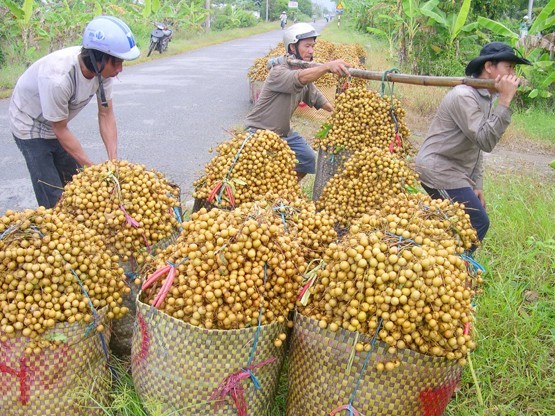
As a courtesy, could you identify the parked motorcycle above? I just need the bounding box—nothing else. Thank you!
[147,22,173,57]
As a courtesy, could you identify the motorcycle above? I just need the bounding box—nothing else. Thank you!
[147,22,173,57]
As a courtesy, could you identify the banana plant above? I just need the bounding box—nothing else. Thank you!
[142,0,162,18]
[477,0,555,99]
[419,0,476,46]
[2,0,37,55]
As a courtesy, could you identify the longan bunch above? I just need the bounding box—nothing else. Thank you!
[193,130,301,208]
[317,146,419,227]
[255,193,337,261]
[247,41,367,89]
[140,202,306,339]
[0,208,129,352]
[314,42,367,89]
[298,222,482,366]
[315,88,412,155]
[56,160,181,264]
[355,193,479,253]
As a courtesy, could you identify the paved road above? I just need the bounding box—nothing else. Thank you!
[0,22,328,214]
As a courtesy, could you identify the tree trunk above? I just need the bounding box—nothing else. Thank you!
[204,0,211,32]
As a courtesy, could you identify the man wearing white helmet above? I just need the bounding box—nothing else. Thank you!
[245,23,350,180]
[9,16,140,208]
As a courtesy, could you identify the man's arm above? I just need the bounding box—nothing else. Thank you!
[51,119,94,167]
[98,97,118,160]
[297,59,351,85]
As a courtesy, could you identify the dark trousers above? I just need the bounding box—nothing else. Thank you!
[14,136,80,209]
[421,183,490,250]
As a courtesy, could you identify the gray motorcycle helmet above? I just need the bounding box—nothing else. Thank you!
[283,23,319,56]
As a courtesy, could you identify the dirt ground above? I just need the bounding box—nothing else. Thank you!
[405,112,555,180]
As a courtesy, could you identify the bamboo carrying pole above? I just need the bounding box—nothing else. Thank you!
[286,58,497,90]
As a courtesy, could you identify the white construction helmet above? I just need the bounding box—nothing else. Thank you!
[283,23,319,55]
[82,16,140,60]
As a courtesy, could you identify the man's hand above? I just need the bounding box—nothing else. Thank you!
[474,189,486,209]
[298,59,352,85]
[324,59,351,77]
[496,74,520,107]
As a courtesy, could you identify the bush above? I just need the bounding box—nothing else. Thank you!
[212,6,258,31]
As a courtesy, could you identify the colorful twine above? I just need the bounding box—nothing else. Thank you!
[0,357,30,405]
[209,263,275,415]
[329,318,383,416]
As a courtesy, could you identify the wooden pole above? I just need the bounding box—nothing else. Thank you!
[286,58,497,90]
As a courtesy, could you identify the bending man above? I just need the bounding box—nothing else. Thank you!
[9,16,140,208]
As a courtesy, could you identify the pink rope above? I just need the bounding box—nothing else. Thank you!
[209,357,276,416]
[0,357,30,405]
[329,404,362,416]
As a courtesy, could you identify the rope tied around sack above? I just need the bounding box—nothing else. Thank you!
[209,262,276,416]
[141,257,189,308]
[25,227,114,375]
[329,318,383,416]
[0,357,30,405]
[208,132,255,207]
[379,67,405,154]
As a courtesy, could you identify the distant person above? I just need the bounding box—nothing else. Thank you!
[8,16,140,209]
[280,11,287,30]
[415,42,531,250]
[245,23,351,181]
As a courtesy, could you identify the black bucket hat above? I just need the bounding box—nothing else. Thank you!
[465,42,532,76]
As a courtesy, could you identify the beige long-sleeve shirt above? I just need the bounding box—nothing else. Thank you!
[245,59,328,137]
[415,84,512,190]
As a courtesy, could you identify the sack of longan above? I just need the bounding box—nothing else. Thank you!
[131,201,305,415]
[56,160,181,267]
[317,146,419,228]
[0,208,128,415]
[193,130,301,211]
[55,160,181,359]
[289,194,483,416]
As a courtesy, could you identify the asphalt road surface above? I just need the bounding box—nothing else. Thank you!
[0,21,328,215]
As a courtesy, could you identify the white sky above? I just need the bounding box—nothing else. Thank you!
[312,0,337,12]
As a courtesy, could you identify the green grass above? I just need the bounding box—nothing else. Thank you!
[511,109,555,147]
[446,174,555,415]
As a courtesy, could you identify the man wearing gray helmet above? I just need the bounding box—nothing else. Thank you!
[9,16,140,208]
[245,23,351,180]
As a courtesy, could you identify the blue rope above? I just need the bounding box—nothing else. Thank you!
[247,262,267,367]
[227,132,255,181]
[348,318,383,411]
[173,206,183,232]
[70,268,115,377]
[273,202,288,233]
[0,225,15,240]
[460,253,486,275]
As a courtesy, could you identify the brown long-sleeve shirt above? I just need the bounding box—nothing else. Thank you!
[415,84,512,190]
[245,59,328,137]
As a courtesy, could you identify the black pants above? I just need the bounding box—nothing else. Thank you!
[14,136,80,208]
[421,183,490,251]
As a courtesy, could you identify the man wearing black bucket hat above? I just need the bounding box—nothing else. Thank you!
[415,42,532,251]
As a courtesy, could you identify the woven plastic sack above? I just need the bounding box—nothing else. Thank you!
[287,314,462,416]
[110,233,179,360]
[249,79,265,104]
[131,299,286,415]
[0,308,111,416]
[294,85,337,121]
[312,148,353,202]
